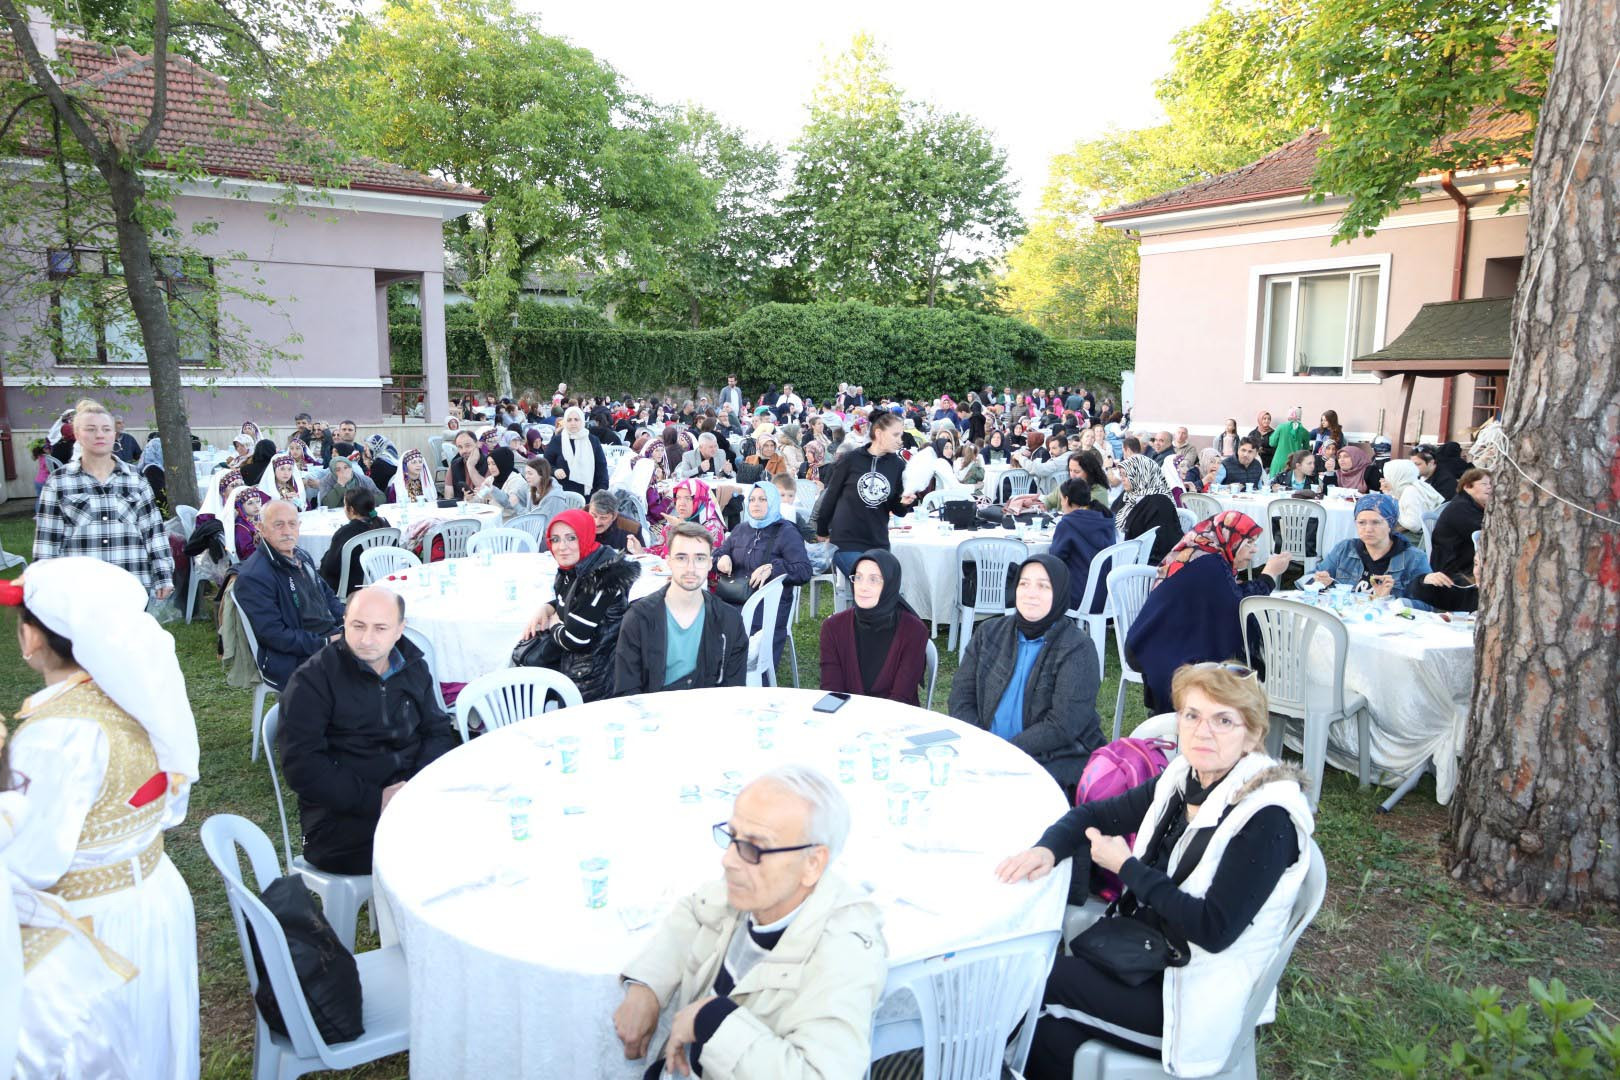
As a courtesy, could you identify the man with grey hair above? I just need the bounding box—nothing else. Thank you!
[676,430,736,482]
[233,498,346,687]
[613,766,886,1079]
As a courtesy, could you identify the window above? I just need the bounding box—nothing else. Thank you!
[1258,266,1382,379]
[48,249,216,365]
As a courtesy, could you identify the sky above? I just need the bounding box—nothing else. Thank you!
[525,0,1214,217]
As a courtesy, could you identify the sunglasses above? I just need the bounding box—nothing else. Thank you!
[1191,661,1256,679]
[713,823,816,865]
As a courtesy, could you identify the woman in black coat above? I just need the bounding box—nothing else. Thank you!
[713,481,812,666]
[544,406,610,498]
[319,487,392,595]
[1430,468,1489,578]
[516,509,639,702]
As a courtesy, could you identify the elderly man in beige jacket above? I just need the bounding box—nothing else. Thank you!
[613,765,887,1079]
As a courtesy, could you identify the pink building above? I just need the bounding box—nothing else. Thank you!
[0,26,485,462]
[1098,117,1528,446]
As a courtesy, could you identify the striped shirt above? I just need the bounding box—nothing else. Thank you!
[34,458,174,592]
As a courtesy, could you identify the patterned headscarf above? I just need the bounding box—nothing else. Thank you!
[241,421,260,443]
[269,453,299,499]
[233,485,263,530]
[400,448,427,499]
[671,477,718,526]
[1155,511,1262,586]
[1115,453,1172,534]
[287,437,309,464]
[1354,492,1399,532]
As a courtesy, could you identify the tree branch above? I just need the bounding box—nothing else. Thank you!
[133,0,169,157]
[0,0,110,162]
[0,90,47,142]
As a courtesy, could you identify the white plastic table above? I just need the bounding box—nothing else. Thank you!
[374,550,667,684]
[887,521,1052,625]
[371,686,1070,1078]
[1213,490,1356,560]
[295,501,500,563]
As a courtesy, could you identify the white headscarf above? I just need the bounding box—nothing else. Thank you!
[559,406,595,491]
[19,557,200,800]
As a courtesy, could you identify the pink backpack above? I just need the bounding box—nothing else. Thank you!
[1076,737,1176,901]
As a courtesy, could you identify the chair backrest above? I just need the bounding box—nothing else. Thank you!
[1238,596,1349,719]
[924,638,939,711]
[741,577,788,683]
[559,491,586,511]
[428,435,445,465]
[874,929,1061,1080]
[421,517,482,562]
[199,814,331,1063]
[259,705,298,868]
[403,625,449,714]
[1176,507,1197,534]
[955,538,1027,614]
[1269,500,1328,563]
[229,586,264,667]
[467,527,538,556]
[44,454,63,475]
[455,667,582,741]
[175,504,199,536]
[336,526,402,598]
[918,490,947,517]
[1420,507,1442,555]
[1132,526,1160,565]
[995,468,1033,501]
[360,545,420,585]
[1471,528,1481,552]
[508,511,552,550]
[1073,539,1140,620]
[1181,491,1222,523]
[1105,565,1159,660]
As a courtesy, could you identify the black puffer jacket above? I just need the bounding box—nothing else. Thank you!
[544,547,641,701]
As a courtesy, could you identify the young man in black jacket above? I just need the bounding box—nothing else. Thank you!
[614,522,747,694]
[278,586,458,875]
[1220,439,1267,489]
[813,411,916,580]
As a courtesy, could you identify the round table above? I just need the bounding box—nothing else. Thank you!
[372,686,1070,1077]
[1213,490,1356,560]
[296,501,501,562]
[375,551,668,684]
[888,521,1052,625]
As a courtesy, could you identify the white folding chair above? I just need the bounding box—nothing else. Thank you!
[335,527,402,598]
[1239,596,1371,810]
[360,545,420,585]
[229,587,278,763]
[1180,491,1222,523]
[1067,539,1140,672]
[200,815,409,1079]
[402,625,448,714]
[1268,500,1328,575]
[1132,526,1160,565]
[950,538,1026,658]
[1420,507,1442,557]
[420,517,482,562]
[1073,842,1327,1080]
[924,638,939,711]
[466,527,538,556]
[259,707,375,952]
[455,667,582,742]
[1106,565,1160,740]
[742,577,788,687]
[995,468,1035,502]
[870,929,1061,1080]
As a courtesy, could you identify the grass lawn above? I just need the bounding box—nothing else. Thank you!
[1,510,1613,1079]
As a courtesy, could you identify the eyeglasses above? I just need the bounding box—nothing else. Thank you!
[1179,709,1247,734]
[669,553,712,568]
[712,823,816,865]
[1191,661,1256,678]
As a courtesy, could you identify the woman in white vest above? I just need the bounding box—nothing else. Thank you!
[997,662,1314,1078]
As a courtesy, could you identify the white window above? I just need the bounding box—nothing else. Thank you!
[48,249,216,366]
[1248,255,1388,382]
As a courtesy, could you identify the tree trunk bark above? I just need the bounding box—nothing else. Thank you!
[1448,0,1620,908]
[484,336,513,400]
[689,295,701,330]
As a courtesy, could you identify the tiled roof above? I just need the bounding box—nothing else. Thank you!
[9,39,485,203]
[1097,107,1533,222]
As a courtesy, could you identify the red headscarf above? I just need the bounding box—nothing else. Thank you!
[547,508,600,567]
[1155,511,1261,586]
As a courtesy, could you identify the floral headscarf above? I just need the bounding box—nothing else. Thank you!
[1155,510,1262,586]
[803,439,826,483]
[671,477,718,525]
[400,448,427,499]
[1115,453,1172,534]
[1354,492,1399,532]
[268,453,299,499]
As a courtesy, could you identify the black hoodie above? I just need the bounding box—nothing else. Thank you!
[814,445,908,552]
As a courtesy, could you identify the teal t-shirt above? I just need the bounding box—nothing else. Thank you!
[663,606,703,688]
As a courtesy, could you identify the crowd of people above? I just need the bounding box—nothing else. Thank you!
[6,383,1494,1077]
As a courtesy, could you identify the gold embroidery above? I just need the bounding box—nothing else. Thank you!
[21,926,70,974]
[48,836,163,902]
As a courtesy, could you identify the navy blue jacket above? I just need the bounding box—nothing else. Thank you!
[1048,507,1118,614]
[1125,553,1273,712]
[234,544,346,689]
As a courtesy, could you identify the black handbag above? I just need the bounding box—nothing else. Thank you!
[245,875,364,1042]
[713,571,752,606]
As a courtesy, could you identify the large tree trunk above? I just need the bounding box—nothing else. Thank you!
[484,336,513,399]
[1448,0,1620,908]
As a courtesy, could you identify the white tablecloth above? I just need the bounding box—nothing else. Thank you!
[375,551,667,684]
[296,501,501,562]
[1213,491,1356,560]
[372,687,1070,1078]
[1281,591,1475,802]
[888,522,1052,624]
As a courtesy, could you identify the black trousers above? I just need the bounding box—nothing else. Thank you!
[1024,954,1164,1080]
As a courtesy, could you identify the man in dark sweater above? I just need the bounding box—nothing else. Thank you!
[813,411,916,580]
[614,523,747,694]
[1220,439,1267,489]
[278,587,458,874]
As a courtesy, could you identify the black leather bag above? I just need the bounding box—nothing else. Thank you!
[942,499,978,530]
[713,571,752,606]
[245,875,363,1043]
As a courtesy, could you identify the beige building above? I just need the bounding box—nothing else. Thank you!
[1099,115,1528,446]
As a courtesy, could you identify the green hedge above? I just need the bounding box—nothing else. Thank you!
[389,301,1132,400]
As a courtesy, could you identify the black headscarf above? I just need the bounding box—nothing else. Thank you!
[852,549,905,694]
[240,438,278,486]
[1006,554,1071,640]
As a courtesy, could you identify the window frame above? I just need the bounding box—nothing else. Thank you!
[1244,254,1390,385]
[47,247,218,367]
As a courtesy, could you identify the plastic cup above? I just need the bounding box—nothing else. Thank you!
[925,745,956,786]
[606,722,626,760]
[886,783,910,827]
[506,581,518,603]
[580,858,610,909]
[507,795,532,841]
[756,713,777,750]
[869,741,892,782]
[678,783,702,804]
[558,735,581,774]
[837,744,860,784]
[446,560,458,579]
[479,550,494,568]
[437,577,450,598]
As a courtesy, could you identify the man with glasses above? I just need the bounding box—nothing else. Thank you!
[613,522,746,694]
[613,765,886,1079]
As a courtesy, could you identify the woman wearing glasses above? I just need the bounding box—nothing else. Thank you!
[516,509,640,702]
[998,662,1315,1078]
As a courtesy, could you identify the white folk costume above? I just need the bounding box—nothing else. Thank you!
[257,452,309,509]
[4,558,201,1080]
[390,448,433,504]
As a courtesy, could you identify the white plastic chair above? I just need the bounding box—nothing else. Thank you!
[870,929,1061,1080]
[1072,842,1327,1080]
[0,540,23,571]
[1420,507,1442,557]
[1175,507,1197,535]
[402,625,448,714]
[917,490,948,518]
[995,468,1034,502]
[334,527,402,598]
[1106,565,1160,740]
[172,504,206,621]
[508,511,552,550]
[455,667,582,742]
[230,587,278,763]
[360,545,420,585]
[1180,491,1222,523]
[950,538,1026,658]
[1239,596,1371,810]
[924,638,939,711]
[199,814,409,1080]
[1132,526,1160,565]
[805,569,844,619]
[742,577,788,687]
[1268,500,1328,575]
[559,491,586,511]
[1067,539,1140,672]
[259,707,375,952]
[466,527,538,556]
[420,517,482,563]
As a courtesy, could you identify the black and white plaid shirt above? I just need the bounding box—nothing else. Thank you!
[34,458,174,593]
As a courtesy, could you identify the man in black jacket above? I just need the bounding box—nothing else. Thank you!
[1220,439,1267,489]
[813,411,916,581]
[278,586,458,875]
[614,523,747,694]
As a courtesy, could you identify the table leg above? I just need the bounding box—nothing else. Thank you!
[1378,757,1432,813]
